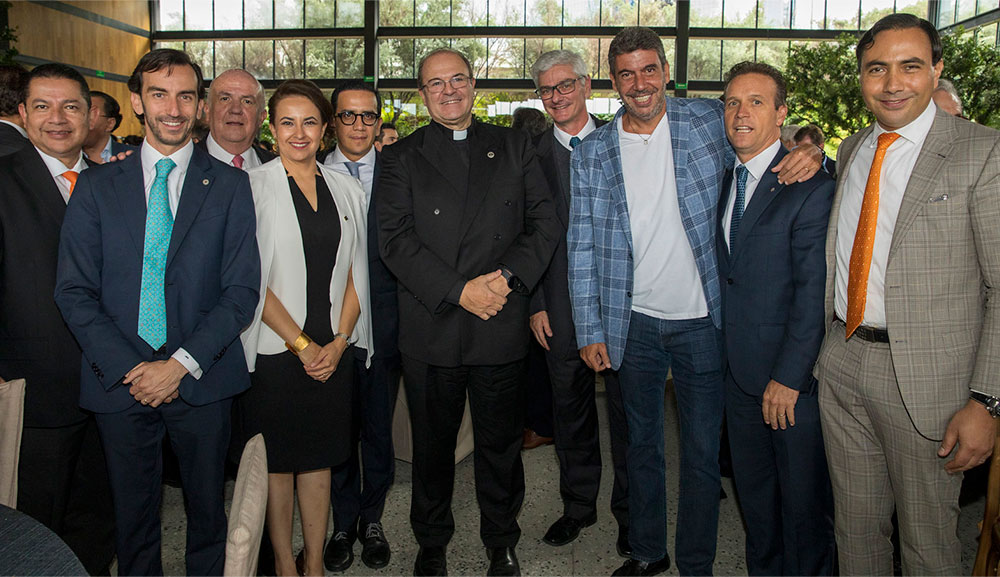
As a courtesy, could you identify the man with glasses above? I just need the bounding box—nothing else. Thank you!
[321,80,400,574]
[377,47,559,576]
[527,49,631,556]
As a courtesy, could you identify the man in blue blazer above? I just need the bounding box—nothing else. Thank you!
[55,49,260,576]
[716,62,835,576]
[569,27,820,577]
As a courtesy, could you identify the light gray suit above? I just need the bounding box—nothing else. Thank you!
[816,107,1000,575]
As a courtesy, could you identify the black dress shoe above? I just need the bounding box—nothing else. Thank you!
[323,531,355,573]
[360,521,391,569]
[611,555,671,576]
[543,514,597,546]
[486,547,520,577]
[616,527,632,558]
[295,550,305,576]
[414,546,447,576]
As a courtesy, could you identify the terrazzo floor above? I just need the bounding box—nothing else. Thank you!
[154,381,986,576]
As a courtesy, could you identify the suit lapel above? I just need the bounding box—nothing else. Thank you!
[110,154,148,258]
[13,147,67,227]
[458,122,502,242]
[668,99,690,226]
[166,147,213,268]
[536,129,570,229]
[603,110,633,252]
[417,124,470,198]
[718,167,734,262]
[732,150,786,260]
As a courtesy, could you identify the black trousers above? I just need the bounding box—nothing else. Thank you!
[402,355,525,548]
[331,353,401,533]
[523,339,554,437]
[18,416,115,575]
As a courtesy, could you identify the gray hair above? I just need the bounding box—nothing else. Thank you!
[934,78,963,115]
[530,50,588,89]
[209,69,266,115]
[780,124,803,144]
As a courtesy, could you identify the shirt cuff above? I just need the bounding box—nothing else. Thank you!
[172,348,203,380]
[445,279,466,306]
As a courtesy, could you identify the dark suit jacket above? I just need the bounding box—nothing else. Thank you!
[717,146,834,395]
[110,139,138,157]
[194,137,276,165]
[366,154,400,361]
[0,122,28,157]
[377,119,560,366]
[55,145,261,413]
[822,156,837,178]
[530,118,607,353]
[0,146,88,427]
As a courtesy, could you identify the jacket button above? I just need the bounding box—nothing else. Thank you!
[626,291,632,297]
[494,234,502,240]
[504,200,511,206]
[727,278,734,285]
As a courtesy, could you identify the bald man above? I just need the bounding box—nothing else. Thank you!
[197,69,274,168]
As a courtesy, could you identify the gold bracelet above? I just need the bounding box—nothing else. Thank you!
[286,332,312,355]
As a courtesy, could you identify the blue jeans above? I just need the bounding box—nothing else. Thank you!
[618,312,724,574]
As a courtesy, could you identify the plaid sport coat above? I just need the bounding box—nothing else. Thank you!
[568,98,734,370]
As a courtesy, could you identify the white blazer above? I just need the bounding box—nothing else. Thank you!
[241,157,373,371]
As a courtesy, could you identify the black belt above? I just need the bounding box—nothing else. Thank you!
[835,315,889,343]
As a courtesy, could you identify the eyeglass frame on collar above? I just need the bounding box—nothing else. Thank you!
[534,76,585,100]
[420,74,472,94]
[335,110,381,126]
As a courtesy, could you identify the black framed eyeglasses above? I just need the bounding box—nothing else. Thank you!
[534,76,584,100]
[420,74,471,94]
[336,110,380,126]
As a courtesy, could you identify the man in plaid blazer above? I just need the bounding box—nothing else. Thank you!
[568,27,819,576]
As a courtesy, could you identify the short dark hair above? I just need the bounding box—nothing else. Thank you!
[608,27,667,77]
[511,107,548,138]
[723,61,787,109]
[128,49,205,99]
[25,63,91,108]
[794,124,825,148]
[856,13,942,72]
[267,79,333,128]
[331,80,381,114]
[376,122,397,143]
[90,90,123,132]
[417,48,474,88]
[0,64,28,116]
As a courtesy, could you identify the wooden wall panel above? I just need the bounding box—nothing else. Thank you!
[65,0,151,30]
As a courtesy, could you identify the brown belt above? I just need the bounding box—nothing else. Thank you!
[834,315,889,343]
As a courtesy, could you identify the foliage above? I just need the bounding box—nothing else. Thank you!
[940,28,1000,128]
[0,1,17,66]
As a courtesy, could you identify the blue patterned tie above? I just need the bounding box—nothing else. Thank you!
[138,157,176,350]
[569,136,581,148]
[345,161,361,179]
[729,165,749,251]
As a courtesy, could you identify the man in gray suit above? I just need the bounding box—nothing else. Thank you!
[816,13,1000,575]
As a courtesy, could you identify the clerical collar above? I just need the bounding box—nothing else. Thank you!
[431,119,474,141]
[453,129,468,141]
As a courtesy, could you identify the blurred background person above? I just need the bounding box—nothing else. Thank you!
[82,90,134,164]
[794,124,836,177]
[933,78,964,117]
[374,122,399,152]
[0,64,29,155]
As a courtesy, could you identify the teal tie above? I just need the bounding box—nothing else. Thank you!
[569,136,581,148]
[729,165,749,251]
[138,157,176,350]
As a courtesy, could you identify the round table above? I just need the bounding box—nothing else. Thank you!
[0,504,87,576]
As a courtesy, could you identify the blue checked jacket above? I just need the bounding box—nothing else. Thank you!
[568,98,734,370]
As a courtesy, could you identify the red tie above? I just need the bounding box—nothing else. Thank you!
[62,170,79,196]
[232,154,244,170]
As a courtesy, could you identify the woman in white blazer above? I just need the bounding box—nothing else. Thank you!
[238,79,372,577]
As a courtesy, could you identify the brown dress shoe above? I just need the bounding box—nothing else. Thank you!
[522,428,554,450]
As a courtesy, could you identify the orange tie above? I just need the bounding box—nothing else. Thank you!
[62,170,79,197]
[846,131,901,339]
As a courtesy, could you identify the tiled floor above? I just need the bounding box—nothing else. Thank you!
[158,384,985,576]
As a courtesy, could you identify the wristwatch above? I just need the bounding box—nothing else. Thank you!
[499,266,526,293]
[970,391,1000,418]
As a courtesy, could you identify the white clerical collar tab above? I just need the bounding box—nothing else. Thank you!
[453,129,468,141]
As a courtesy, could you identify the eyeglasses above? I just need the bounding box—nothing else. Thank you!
[335,110,380,126]
[420,74,471,94]
[535,76,584,100]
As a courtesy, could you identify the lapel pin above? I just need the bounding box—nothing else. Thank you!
[344,215,349,220]
[487,151,495,159]
[434,208,441,215]
[770,187,775,192]
[202,179,210,185]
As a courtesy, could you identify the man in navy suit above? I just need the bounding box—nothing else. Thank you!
[55,49,260,576]
[716,62,835,576]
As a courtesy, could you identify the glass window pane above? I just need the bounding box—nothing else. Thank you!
[307,39,339,79]
[958,0,977,19]
[454,38,488,76]
[980,0,1000,15]
[274,0,304,27]
[689,39,722,81]
[564,0,600,26]
[827,0,860,29]
[562,38,600,78]
[978,22,999,45]
[245,40,273,79]
[416,0,450,25]
[527,0,563,25]
[305,0,336,26]
[276,39,305,78]
[722,40,755,75]
[525,38,564,81]
[939,0,957,26]
[640,1,675,26]
[156,41,185,51]
[215,0,243,28]
[487,38,525,78]
[755,40,789,69]
[491,0,525,26]
[894,0,929,18]
[861,0,895,29]
[724,0,756,27]
[791,0,824,28]
[760,0,791,28]
[691,0,722,26]
[380,0,415,25]
[158,0,183,30]
[337,39,364,78]
[603,0,638,27]
[339,0,364,26]
[377,39,415,79]
[215,41,244,72]
[663,39,676,75]
[185,0,213,29]
[186,41,215,78]
[414,38,451,77]
[454,0,488,25]
[245,0,274,28]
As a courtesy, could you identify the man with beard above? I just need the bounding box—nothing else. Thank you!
[568,27,820,576]
[55,49,260,576]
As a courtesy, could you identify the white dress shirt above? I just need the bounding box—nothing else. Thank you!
[35,147,86,204]
[618,116,708,320]
[721,139,782,250]
[553,115,597,151]
[834,101,938,329]
[139,140,202,378]
[206,132,261,171]
[324,145,376,202]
